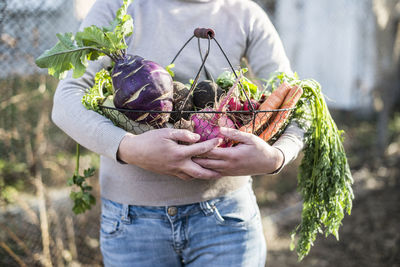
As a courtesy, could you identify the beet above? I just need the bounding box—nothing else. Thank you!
[191,110,235,147]
[170,81,193,123]
[193,80,223,109]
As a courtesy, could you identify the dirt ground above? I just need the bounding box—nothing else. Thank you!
[258,172,400,267]
[255,115,400,267]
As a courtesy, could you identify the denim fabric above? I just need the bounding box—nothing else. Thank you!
[100,183,266,267]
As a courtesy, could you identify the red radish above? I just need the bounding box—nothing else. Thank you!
[191,110,235,147]
[227,96,243,111]
[191,75,242,147]
[243,99,260,111]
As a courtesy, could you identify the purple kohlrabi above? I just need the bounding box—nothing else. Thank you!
[112,55,173,126]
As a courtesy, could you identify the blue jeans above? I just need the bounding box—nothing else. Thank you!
[100,183,266,267]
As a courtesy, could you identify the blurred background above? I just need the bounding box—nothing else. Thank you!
[0,0,399,266]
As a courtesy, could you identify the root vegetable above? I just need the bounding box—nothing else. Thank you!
[170,81,193,122]
[190,75,241,147]
[112,55,173,126]
[258,85,303,141]
[35,0,173,127]
[193,80,223,109]
[239,82,292,134]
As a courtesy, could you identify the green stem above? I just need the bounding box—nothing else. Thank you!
[45,46,114,61]
[74,143,80,177]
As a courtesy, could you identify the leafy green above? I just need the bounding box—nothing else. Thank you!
[35,0,133,79]
[216,68,260,100]
[67,144,96,214]
[165,63,175,77]
[82,69,114,113]
[264,72,354,261]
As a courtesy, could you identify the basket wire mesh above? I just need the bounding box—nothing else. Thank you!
[99,28,294,143]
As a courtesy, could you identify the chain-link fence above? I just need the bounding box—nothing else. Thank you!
[0,1,103,266]
[0,0,81,77]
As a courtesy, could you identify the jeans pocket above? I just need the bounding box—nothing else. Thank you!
[100,200,125,239]
[212,186,259,227]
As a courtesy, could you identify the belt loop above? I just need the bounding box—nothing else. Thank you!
[199,201,214,216]
[121,203,130,223]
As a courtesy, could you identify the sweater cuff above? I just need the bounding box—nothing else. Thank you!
[270,125,305,174]
[268,146,285,175]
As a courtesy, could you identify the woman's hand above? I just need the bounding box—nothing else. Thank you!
[192,127,284,176]
[117,128,223,181]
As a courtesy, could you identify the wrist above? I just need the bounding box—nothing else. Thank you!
[268,147,285,174]
[117,133,136,164]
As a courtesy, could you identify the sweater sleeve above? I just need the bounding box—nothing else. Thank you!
[51,0,128,161]
[244,3,292,77]
[244,2,304,170]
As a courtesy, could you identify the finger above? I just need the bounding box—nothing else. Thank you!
[176,172,194,181]
[167,129,200,143]
[181,138,223,157]
[192,157,227,170]
[184,161,222,180]
[197,147,230,159]
[219,127,254,144]
[198,144,244,159]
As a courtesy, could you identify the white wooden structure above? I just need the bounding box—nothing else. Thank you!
[276,0,376,110]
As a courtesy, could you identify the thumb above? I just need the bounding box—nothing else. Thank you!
[219,127,254,144]
[167,129,201,143]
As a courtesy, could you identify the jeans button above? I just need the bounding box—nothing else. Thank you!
[167,206,178,216]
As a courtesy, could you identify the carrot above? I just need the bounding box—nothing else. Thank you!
[239,82,292,134]
[259,85,303,141]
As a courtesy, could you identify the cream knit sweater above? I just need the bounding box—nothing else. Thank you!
[51,0,304,205]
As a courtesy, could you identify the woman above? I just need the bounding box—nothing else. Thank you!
[52,0,304,266]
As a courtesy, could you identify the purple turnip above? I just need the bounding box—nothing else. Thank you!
[112,55,173,126]
[35,1,174,127]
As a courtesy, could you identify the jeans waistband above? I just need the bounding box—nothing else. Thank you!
[101,180,252,220]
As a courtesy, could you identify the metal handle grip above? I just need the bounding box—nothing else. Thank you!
[193,28,215,39]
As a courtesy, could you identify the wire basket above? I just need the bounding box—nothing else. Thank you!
[100,28,294,144]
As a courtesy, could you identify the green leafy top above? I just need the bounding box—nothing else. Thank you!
[35,0,133,79]
[82,69,114,113]
[216,68,260,101]
[264,72,354,261]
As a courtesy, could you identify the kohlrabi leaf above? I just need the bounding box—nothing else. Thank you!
[35,33,105,79]
[100,0,133,51]
[165,64,175,77]
[35,0,134,79]
[75,26,115,54]
[82,68,113,113]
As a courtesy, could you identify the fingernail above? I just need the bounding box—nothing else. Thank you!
[191,133,200,141]
[219,127,229,134]
[215,138,223,145]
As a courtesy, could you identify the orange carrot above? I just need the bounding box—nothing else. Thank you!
[239,82,292,134]
[259,85,303,141]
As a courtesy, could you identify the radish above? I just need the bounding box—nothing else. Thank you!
[242,98,260,111]
[191,110,235,147]
[190,75,242,147]
[227,96,243,111]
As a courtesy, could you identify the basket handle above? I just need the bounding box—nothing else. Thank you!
[193,28,215,39]
[170,27,256,121]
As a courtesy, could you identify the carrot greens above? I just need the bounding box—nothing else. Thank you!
[264,72,354,261]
